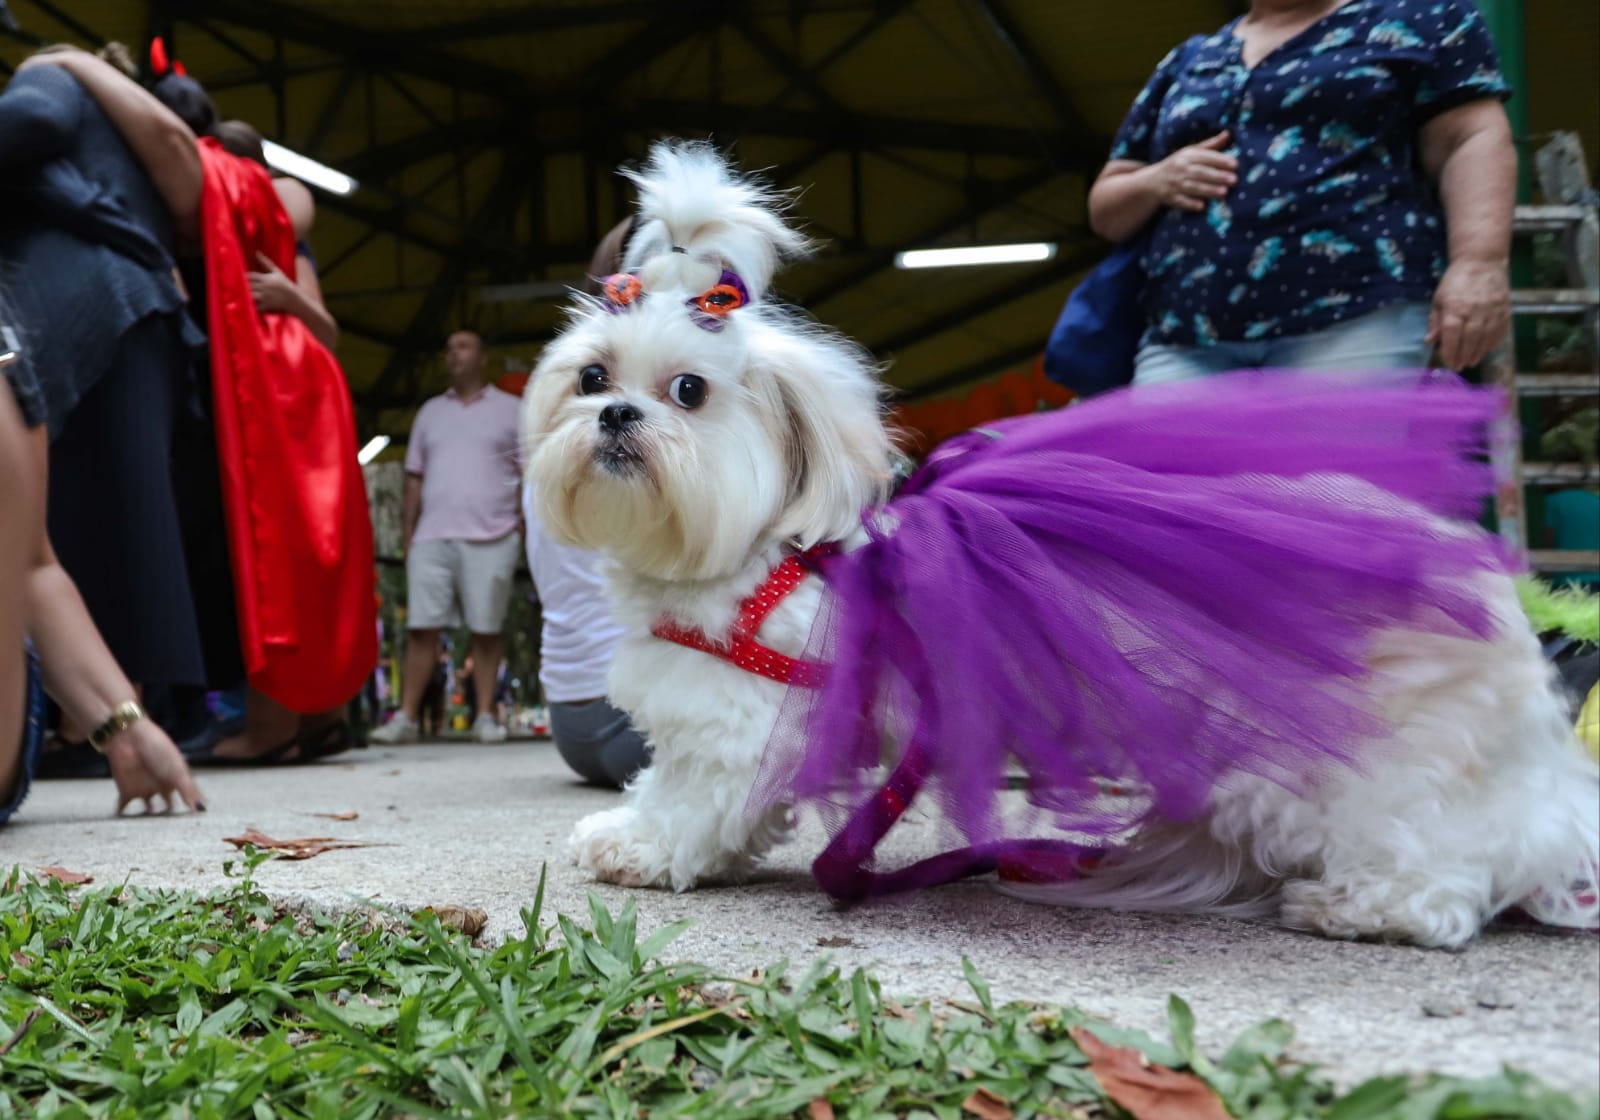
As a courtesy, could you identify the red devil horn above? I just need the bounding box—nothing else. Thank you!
[149,37,169,76]
[173,60,187,76]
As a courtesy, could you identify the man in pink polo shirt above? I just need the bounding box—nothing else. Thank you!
[373,330,522,744]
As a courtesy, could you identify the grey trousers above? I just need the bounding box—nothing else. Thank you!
[549,697,651,788]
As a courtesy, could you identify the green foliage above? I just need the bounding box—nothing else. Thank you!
[0,864,1592,1118]
[1541,403,1599,468]
[1518,576,1600,643]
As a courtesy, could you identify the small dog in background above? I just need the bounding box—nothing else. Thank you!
[522,141,1599,948]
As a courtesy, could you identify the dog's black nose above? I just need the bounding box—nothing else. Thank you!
[599,402,643,433]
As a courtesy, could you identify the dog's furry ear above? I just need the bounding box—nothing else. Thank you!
[751,322,895,549]
[622,141,809,300]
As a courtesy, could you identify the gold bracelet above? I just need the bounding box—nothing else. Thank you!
[87,700,146,754]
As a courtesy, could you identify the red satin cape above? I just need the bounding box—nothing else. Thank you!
[198,139,376,712]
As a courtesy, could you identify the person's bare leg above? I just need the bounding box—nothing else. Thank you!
[398,629,439,719]
[209,687,300,760]
[0,389,37,798]
[469,633,502,722]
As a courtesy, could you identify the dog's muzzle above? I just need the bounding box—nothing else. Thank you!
[593,403,647,476]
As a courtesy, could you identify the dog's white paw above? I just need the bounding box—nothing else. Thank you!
[570,807,670,889]
[1280,877,1483,949]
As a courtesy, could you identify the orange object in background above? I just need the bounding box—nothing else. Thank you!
[894,353,1073,455]
[496,372,530,397]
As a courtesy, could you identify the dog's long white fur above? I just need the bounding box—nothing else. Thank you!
[523,141,1600,948]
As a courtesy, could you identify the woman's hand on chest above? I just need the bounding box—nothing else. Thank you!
[1151,132,1239,213]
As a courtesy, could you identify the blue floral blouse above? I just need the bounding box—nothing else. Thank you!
[1109,0,1510,347]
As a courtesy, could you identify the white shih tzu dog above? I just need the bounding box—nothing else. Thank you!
[523,141,1599,948]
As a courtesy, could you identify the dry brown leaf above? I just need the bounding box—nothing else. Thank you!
[1071,1027,1231,1120]
[0,1008,42,1057]
[224,827,380,861]
[37,866,93,885]
[417,905,488,937]
[962,1087,1015,1120]
[308,811,360,821]
[815,935,856,948]
[808,1099,837,1120]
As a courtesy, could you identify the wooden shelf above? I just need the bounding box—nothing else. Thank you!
[1529,550,1600,575]
[1514,204,1595,232]
[1521,461,1600,486]
[1511,289,1600,314]
[1515,373,1600,396]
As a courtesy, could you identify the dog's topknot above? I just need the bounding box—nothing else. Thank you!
[620,141,810,302]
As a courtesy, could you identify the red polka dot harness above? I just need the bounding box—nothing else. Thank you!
[650,548,830,687]
[651,542,1101,901]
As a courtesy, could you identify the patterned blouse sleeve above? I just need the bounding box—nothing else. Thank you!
[1413,0,1513,122]
[1108,43,1185,163]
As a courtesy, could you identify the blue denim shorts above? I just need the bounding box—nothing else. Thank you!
[1,643,45,827]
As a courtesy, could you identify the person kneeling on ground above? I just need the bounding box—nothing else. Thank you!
[523,491,650,789]
[510,214,652,789]
[1,301,204,821]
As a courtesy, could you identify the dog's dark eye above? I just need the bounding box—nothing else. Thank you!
[668,374,707,410]
[578,364,608,395]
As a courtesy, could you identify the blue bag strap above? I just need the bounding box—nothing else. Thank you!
[1041,33,1208,392]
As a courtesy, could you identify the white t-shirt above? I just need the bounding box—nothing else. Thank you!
[521,487,625,703]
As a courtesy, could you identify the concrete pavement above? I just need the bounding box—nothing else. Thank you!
[5,741,1597,1092]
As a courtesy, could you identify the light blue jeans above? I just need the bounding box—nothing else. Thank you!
[1133,301,1432,385]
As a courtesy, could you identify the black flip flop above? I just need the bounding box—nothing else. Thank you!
[178,716,248,765]
[183,719,358,767]
[298,720,359,761]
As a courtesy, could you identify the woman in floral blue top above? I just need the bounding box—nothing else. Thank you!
[1090,0,1515,383]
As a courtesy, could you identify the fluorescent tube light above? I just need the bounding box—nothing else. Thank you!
[357,435,391,465]
[894,242,1056,269]
[262,139,358,196]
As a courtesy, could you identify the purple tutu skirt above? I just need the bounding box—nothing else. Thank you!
[750,370,1514,899]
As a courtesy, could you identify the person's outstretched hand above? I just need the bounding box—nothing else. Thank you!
[1152,131,1238,213]
[104,718,206,815]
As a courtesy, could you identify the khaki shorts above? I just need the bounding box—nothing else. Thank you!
[406,533,521,634]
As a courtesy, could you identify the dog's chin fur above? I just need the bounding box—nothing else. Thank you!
[524,141,1599,948]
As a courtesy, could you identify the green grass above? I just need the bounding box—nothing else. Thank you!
[0,852,1592,1119]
